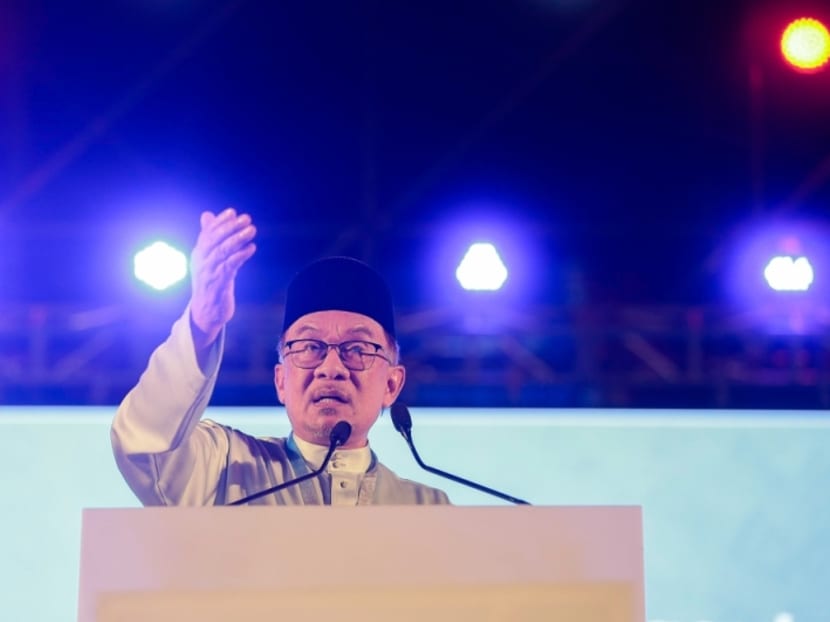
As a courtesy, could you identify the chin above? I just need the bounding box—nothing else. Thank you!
[312,402,352,418]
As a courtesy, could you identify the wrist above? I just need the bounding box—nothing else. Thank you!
[189,311,221,356]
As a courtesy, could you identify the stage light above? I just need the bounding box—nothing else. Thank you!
[725,222,828,334]
[781,17,830,73]
[133,241,188,291]
[455,243,508,291]
[764,255,814,292]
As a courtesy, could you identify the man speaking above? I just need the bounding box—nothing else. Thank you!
[111,207,449,506]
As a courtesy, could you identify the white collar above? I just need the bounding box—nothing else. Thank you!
[292,434,372,474]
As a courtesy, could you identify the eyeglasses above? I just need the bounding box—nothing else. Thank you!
[283,339,393,371]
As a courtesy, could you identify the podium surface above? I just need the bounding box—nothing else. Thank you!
[78,505,644,621]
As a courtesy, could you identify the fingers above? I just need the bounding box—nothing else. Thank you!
[213,221,256,262]
[197,208,249,255]
[224,240,257,274]
[190,208,257,309]
[193,208,256,267]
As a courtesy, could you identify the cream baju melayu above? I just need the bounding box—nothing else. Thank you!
[111,310,449,507]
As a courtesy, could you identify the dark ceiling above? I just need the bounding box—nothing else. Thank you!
[2,0,830,309]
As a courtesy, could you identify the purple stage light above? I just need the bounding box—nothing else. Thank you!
[764,255,814,292]
[726,222,826,301]
[723,220,829,334]
[133,241,188,291]
[456,243,508,291]
[418,199,550,309]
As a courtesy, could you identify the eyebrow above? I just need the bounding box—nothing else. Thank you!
[292,325,320,337]
[343,326,376,339]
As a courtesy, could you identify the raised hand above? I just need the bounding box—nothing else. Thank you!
[189,208,257,352]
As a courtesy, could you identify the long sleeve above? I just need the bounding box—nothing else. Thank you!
[110,308,229,506]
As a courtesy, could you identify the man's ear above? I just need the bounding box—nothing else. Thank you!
[274,363,286,404]
[382,365,406,408]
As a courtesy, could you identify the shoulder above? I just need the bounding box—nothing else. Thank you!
[373,461,451,505]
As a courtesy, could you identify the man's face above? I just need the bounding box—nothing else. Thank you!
[274,310,405,448]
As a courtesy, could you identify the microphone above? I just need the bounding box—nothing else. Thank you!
[228,420,352,505]
[390,403,530,505]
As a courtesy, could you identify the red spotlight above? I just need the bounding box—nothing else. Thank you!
[780,17,830,73]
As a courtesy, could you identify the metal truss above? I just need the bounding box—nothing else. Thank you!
[1,302,828,408]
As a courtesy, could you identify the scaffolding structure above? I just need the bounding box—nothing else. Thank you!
[2,301,828,409]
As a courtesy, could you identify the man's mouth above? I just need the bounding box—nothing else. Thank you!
[312,390,350,404]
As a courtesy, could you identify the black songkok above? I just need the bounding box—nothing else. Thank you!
[282,256,396,338]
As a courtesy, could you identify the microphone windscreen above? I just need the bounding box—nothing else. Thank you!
[330,421,352,446]
[390,403,412,434]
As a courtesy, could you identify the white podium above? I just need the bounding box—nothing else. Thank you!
[78,505,644,621]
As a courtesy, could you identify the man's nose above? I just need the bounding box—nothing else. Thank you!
[314,345,349,377]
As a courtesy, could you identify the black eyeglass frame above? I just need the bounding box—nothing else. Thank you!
[282,338,393,370]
